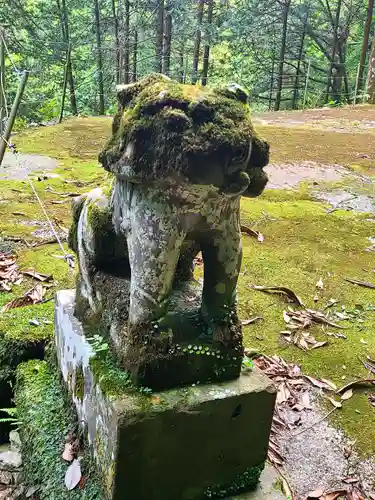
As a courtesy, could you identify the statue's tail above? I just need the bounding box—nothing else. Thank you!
[68,194,88,253]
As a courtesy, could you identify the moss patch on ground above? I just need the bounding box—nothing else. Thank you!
[1,112,375,459]
[15,360,103,499]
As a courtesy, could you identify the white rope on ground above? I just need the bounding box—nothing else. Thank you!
[0,132,75,268]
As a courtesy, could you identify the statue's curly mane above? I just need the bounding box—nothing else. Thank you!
[99,74,269,187]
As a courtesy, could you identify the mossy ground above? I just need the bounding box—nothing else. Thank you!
[15,359,102,499]
[1,111,375,460]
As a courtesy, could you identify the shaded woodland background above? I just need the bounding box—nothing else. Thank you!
[0,0,375,125]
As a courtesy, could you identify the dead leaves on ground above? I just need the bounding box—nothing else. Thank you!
[0,253,55,311]
[280,307,344,351]
[0,252,23,291]
[307,486,370,500]
[254,354,337,468]
[1,284,46,312]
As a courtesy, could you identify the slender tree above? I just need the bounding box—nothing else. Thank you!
[132,28,138,82]
[57,0,78,115]
[275,0,291,111]
[111,0,121,84]
[155,0,165,73]
[324,0,343,103]
[292,10,308,109]
[202,0,214,86]
[356,0,374,94]
[192,0,204,84]
[124,0,130,83]
[367,31,375,103]
[93,0,105,115]
[162,0,172,76]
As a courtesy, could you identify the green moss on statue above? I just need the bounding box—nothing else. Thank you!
[100,74,269,191]
[205,463,265,498]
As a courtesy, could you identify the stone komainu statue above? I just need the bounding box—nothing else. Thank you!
[69,74,269,390]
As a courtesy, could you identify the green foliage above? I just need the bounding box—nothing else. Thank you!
[0,0,371,123]
[15,360,103,500]
[0,407,20,426]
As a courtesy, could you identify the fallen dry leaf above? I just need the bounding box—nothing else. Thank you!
[62,443,74,462]
[307,487,325,498]
[368,393,375,408]
[78,475,88,489]
[342,477,359,484]
[337,379,375,394]
[281,476,293,498]
[250,285,304,306]
[241,225,264,243]
[1,284,46,312]
[323,491,347,500]
[328,397,342,409]
[341,389,353,401]
[344,278,375,289]
[22,269,53,282]
[311,341,328,350]
[65,459,82,491]
[241,317,263,326]
[303,375,336,391]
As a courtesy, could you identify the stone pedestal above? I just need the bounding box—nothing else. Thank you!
[55,290,276,500]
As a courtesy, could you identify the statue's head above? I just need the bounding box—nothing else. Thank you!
[100,74,269,196]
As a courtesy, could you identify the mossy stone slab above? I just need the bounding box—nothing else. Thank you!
[55,290,276,500]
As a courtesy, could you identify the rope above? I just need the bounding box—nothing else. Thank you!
[0,31,20,75]
[0,133,74,268]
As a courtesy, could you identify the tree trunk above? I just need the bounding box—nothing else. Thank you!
[356,0,374,94]
[132,29,138,82]
[111,0,120,84]
[202,0,214,86]
[324,0,343,103]
[94,0,105,115]
[192,0,204,84]
[155,0,165,73]
[367,31,375,103]
[57,0,78,115]
[178,50,184,83]
[162,0,172,76]
[275,0,291,111]
[292,12,308,109]
[123,0,130,84]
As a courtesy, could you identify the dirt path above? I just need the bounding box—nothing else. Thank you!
[254,105,375,134]
[0,152,58,180]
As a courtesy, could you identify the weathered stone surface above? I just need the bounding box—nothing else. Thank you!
[68,74,270,390]
[55,289,276,500]
[9,432,21,453]
[232,465,286,499]
[0,451,22,472]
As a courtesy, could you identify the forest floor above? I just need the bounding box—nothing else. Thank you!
[0,105,375,499]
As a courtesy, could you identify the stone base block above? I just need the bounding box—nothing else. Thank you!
[55,290,276,500]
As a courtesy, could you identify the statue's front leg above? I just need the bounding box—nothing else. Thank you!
[201,202,242,346]
[114,183,186,369]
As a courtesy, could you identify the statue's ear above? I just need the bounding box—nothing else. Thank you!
[249,136,270,168]
[116,82,140,109]
[116,73,172,109]
[218,83,249,104]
